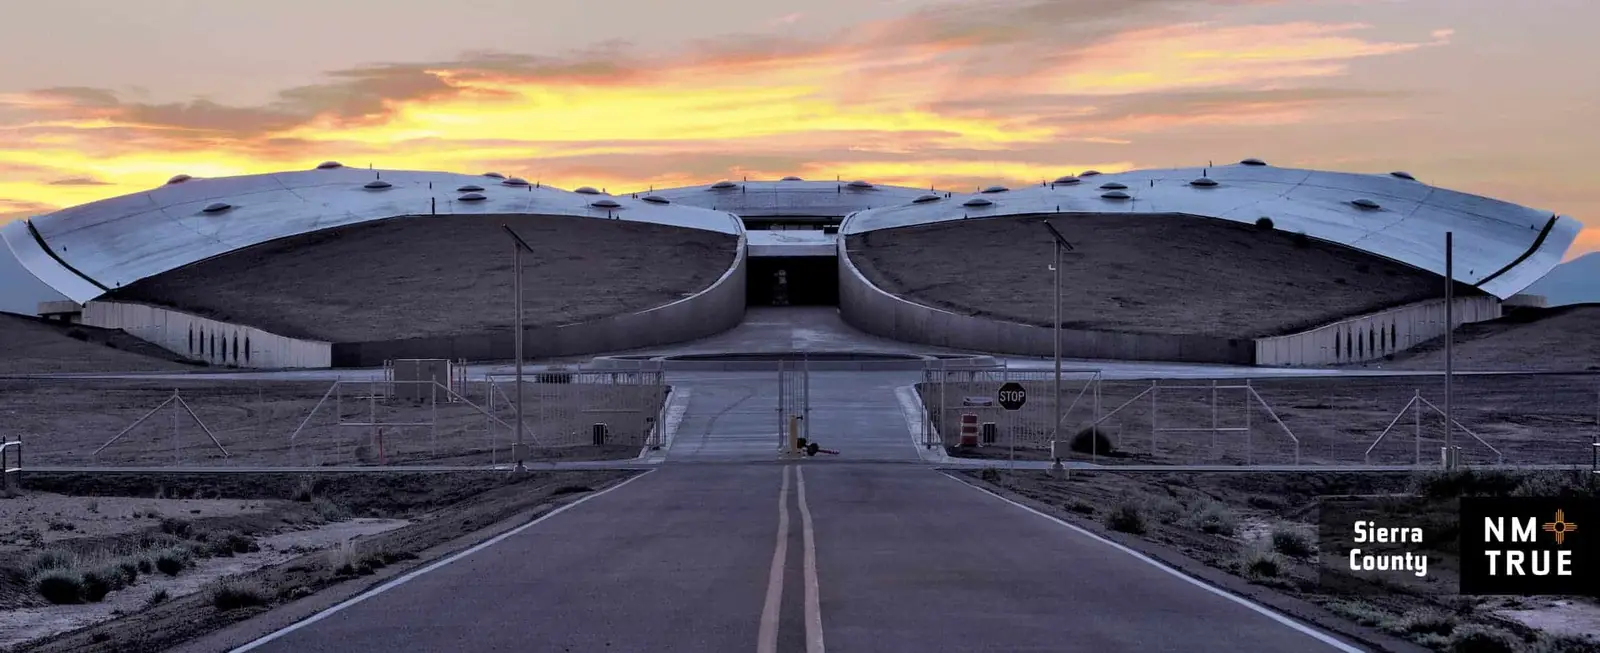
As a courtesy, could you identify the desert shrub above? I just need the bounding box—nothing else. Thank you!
[1538,633,1600,652]
[978,467,1000,483]
[81,567,124,602]
[159,517,192,538]
[312,498,351,522]
[144,588,170,609]
[116,559,141,584]
[28,549,76,574]
[1269,523,1315,558]
[1069,427,1114,455]
[223,531,259,554]
[138,532,183,550]
[552,484,592,496]
[1186,501,1238,536]
[1104,501,1146,534]
[1446,624,1520,653]
[1291,232,1310,248]
[47,519,76,531]
[1324,599,1390,628]
[1240,548,1284,579]
[211,579,268,611]
[1255,217,1274,230]
[34,569,85,604]
[1146,496,1184,524]
[1066,500,1096,515]
[1511,469,1600,499]
[1410,469,1521,499]
[154,547,191,576]
[1392,608,1456,636]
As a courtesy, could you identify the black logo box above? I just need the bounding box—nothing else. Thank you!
[1317,496,1462,596]
[1458,497,1597,596]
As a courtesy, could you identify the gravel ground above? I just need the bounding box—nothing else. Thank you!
[7,378,668,467]
[0,314,193,375]
[111,214,738,342]
[923,372,1600,466]
[847,213,1475,338]
[1373,305,1600,372]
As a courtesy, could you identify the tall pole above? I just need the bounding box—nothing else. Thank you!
[504,226,531,472]
[514,242,526,471]
[1053,239,1062,448]
[1041,220,1072,472]
[1444,231,1454,470]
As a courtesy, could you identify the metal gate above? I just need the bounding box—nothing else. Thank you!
[777,359,810,453]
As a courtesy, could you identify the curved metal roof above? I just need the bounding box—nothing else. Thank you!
[639,179,936,217]
[4,168,745,305]
[841,164,1581,299]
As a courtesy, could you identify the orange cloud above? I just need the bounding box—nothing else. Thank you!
[0,0,1453,222]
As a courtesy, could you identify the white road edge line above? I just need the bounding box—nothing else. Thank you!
[231,469,658,653]
[941,473,1366,653]
[894,384,949,464]
[796,466,826,653]
[757,465,792,653]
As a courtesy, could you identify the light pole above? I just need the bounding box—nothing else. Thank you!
[1443,231,1454,470]
[503,225,534,472]
[1042,221,1074,471]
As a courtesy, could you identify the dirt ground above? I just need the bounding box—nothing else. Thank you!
[8,377,669,467]
[4,469,633,653]
[1374,305,1600,372]
[923,372,1600,466]
[0,314,193,375]
[110,214,738,343]
[958,468,1600,652]
[847,213,1475,338]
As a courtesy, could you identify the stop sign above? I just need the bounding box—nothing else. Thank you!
[997,382,1026,410]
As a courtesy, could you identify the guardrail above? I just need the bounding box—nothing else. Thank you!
[2,438,21,493]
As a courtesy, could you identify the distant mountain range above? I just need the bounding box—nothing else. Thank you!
[1524,252,1600,306]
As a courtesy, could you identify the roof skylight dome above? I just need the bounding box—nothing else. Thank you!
[962,197,993,207]
[591,199,621,208]
[710,180,739,190]
[574,186,601,194]
[364,180,393,190]
[1351,198,1381,210]
[912,194,942,203]
[316,161,343,170]
[1099,182,1127,190]
[1052,175,1080,185]
[1240,158,1267,166]
[459,193,487,202]
[846,180,874,189]
[1101,191,1130,200]
[981,185,1009,193]
[166,174,192,185]
[1190,177,1219,187]
[202,202,232,213]
[502,177,530,186]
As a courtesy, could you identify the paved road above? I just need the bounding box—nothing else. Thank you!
[229,464,1361,653]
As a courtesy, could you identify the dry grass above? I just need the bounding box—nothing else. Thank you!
[111,214,738,342]
[848,213,1473,338]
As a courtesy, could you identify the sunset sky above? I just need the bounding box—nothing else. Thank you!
[1,0,1596,258]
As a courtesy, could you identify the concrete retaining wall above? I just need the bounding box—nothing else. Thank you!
[1254,295,1502,366]
[836,239,1254,364]
[82,300,332,368]
[330,237,749,367]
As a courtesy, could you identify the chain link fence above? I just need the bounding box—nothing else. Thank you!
[917,370,1600,468]
[6,371,668,468]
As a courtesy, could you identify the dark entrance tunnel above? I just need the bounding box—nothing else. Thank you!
[747,256,839,306]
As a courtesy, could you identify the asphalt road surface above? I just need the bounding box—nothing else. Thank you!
[230,465,1361,653]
